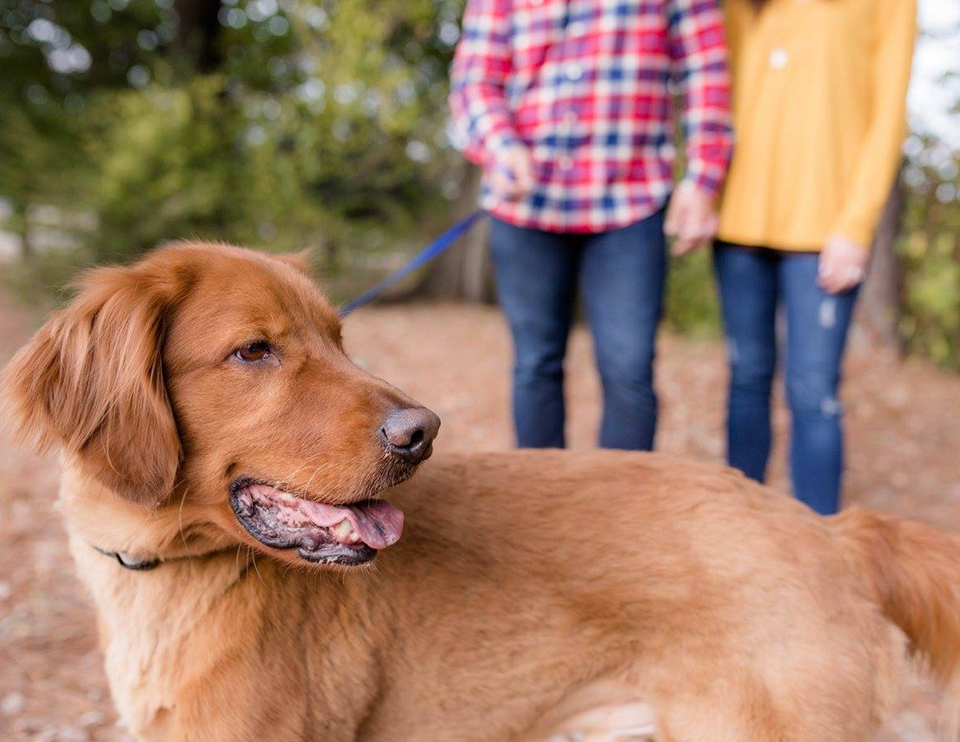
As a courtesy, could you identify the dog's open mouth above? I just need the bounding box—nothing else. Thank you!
[230,479,404,565]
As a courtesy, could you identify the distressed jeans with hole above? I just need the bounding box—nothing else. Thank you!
[713,242,860,515]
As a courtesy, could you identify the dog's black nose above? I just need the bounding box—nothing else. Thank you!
[380,407,441,464]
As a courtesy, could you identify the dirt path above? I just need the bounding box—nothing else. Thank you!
[1,296,958,741]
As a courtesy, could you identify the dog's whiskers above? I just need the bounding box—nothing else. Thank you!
[270,453,328,496]
[234,544,244,575]
[249,547,267,588]
[300,459,337,496]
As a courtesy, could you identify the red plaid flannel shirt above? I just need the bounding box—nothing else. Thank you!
[450,0,733,233]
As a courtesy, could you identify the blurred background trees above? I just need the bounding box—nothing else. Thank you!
[0,0,468,293]
[1,0,959,367]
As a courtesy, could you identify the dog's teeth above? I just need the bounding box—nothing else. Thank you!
[332,520,352,539]
[348,531,361,543]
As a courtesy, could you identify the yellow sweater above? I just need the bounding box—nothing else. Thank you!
[718,0,917,251]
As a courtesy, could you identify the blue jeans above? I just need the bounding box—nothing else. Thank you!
[713,242,859,514]
[489,210,666,450]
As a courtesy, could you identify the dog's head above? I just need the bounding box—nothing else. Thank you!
[3,242,439,568]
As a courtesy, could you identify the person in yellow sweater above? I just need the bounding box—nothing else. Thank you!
[714,0,916,514]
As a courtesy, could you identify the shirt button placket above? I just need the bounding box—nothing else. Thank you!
[558,2,583,181]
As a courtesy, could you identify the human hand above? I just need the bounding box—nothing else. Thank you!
[818,234,868,294]
[665,182,719,255]
[488,144,536,201]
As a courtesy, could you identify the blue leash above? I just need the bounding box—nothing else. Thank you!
[340,209,487,316]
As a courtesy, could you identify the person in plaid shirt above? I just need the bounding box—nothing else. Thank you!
[450,0,733,450]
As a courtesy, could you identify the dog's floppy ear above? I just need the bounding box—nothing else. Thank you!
[3,264,181,506]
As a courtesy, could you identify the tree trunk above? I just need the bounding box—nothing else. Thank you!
[175,0,223,73]
[417,167,494,302]
[14,199,31,261]
[858,175,904,354]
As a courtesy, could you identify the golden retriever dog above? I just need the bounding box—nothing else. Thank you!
[5,242,960,742]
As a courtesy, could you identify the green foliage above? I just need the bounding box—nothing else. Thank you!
[0,0,173,99]
[0,0,467,301]
[903,232,960,357]
[665,248,720,337]
[899,139,960,368]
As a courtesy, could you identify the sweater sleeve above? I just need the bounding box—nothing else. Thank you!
[831,0,917,247]
[448,0,521,168]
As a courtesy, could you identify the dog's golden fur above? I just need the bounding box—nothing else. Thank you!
[5,242,960,742]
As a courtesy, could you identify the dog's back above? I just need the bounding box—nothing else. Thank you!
[372,451,958,742]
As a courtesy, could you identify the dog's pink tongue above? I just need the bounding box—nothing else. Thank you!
[350,501,405,550]
[298,499,404,550]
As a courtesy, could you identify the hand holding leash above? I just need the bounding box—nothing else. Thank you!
[489,144,536,201]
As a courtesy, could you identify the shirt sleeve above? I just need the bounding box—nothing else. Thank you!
[665,0,734,196]
[449,0,521,168]
[831,0,917,247]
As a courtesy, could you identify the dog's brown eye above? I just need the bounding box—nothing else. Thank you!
[235,341,272,363]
